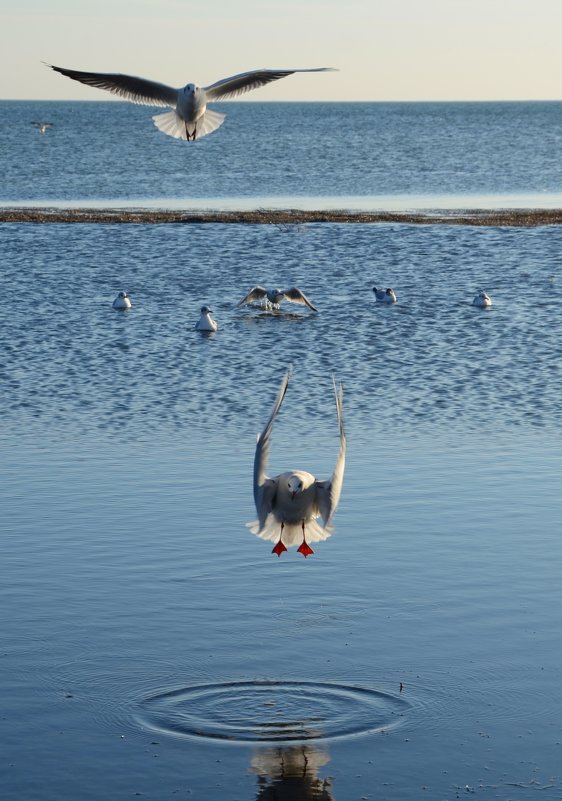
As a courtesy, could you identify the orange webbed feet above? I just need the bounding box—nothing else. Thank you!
[297,541,314,558]
[272,540,287,557]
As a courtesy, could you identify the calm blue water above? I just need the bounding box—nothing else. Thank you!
[2,104,562,801]
[2,100,562,205]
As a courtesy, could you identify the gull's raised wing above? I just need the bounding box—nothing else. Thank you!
[316,379,346,528]
[47,64,178,107]
[283,287,318,311]
[237,286,268,307]
[253,370,290,530]
[204,68,335,101]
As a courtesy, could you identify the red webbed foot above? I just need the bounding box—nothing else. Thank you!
[272,540,287,557]
[297,541,314,558]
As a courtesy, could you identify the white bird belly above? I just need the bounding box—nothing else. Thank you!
[177,93,206,124]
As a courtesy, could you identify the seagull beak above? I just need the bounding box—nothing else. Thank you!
[291,491,296,499]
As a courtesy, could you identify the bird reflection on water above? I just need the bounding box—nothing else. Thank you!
[251,745,334,801]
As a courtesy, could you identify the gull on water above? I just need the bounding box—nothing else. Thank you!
[472,291,492,308]
[195,305,218,332]
[373,286,397,304]
[247,370,346,558]
[112,291,132,310]
[47,64,335,141]
[237,286,318,312]
[31,121,54,134]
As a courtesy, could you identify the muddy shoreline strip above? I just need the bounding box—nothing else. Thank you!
[2,207,562,226]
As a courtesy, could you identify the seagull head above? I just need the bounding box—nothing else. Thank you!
[200,305,212,314]
[183,83,199,95]
[287,475,304,499]
[118,291,128,299]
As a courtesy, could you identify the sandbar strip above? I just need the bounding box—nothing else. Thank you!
[2,208,562,226]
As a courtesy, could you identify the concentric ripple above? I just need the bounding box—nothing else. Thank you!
[136,680,409,743]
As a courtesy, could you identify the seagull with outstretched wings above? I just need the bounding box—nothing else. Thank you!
[47,63,335,141]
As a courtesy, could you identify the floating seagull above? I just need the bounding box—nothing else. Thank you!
[46,63,335,141]
[247,370,346,557]
[237,286,318,312]
[31,121,54,134]
[195,305,218,332]
[373,286,397,304]
[472,291,492,308]
[112,291,132,310]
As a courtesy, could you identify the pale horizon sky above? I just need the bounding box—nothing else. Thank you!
[2,0,562,102]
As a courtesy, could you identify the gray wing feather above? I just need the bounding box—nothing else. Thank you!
[283,287,318,311]
[316,379,346,527]
[253,370,290,528]
[47,64,178,107]
[204,68,335,101]
[237,286,268,307]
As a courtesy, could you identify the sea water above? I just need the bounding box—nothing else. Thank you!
[2,103,562,801]
[3,100,562,206]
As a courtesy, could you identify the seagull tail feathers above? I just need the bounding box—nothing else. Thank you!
[246,515,333,546]
[152,109,226,140]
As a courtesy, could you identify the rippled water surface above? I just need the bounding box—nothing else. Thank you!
[3,100,562,204]
[2,218,562,800]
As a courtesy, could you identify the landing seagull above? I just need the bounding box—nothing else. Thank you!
[237,286,318,312]
[46,64,335,141]
[248,370,346,557]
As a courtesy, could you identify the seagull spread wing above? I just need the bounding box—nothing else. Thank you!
[253,370,290,529]
[237,286,268,307]
[204,68,335,101]
[316,379,346,527]
[47,64,178,107]
[283,287,318,311]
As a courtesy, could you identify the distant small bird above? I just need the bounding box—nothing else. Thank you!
[195,305,218,332]
[472,291,492,308]
[112,291,132,310]
[373,286,397,304]
[247,370,346,557]
[47,63,335,141]
[237,286,317,312]
[31,121,54,134]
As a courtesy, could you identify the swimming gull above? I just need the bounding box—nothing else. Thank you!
[195,305,218,332]
[247,370,346,557]
[46,64,335,141]
[237,286,318,311]
[373,286,397,304]
[112,291,132,310]
[472,291,492,308]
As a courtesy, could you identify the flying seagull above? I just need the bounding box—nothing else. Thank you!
[31,121,54,134]
[46,63,335,141]
[237,286,318,312]
[247,370,346,557]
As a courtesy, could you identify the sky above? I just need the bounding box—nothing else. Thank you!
[2,0,562,102]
